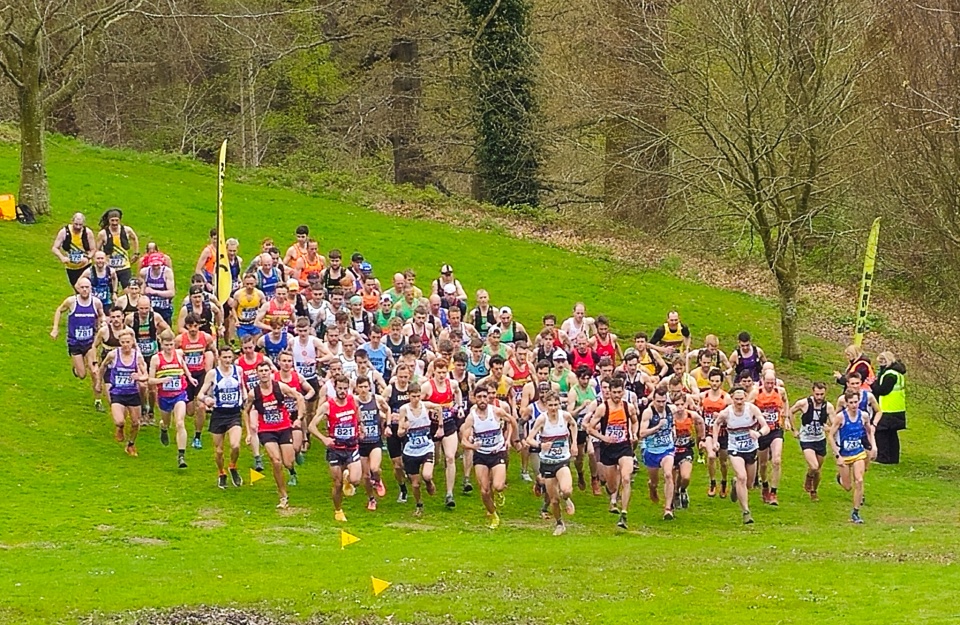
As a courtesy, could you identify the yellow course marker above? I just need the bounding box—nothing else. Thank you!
[340,530,360,549]
[371,576,391,596]
[249,469,265,484]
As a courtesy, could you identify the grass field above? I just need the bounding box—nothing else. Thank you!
[1,136,958,625]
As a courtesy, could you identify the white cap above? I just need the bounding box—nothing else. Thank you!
[500,306,512,316]
[552,348,568,361]
[443,283,457,295]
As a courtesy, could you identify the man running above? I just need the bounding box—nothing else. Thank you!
[422,360,463,508]
[52,212,95,286]
[274,350,316,473]
[309,374,362,521]
[667,378,704,510]
[355,376,389,510]
[51,277,105,410]
[176,314,215,450]
[283,225,311,268]
[231,273,266,342]
[127,296,169,421]
[460,384,514,529]
[96,208,140,288]
[591,315,622,365]
[586,377,638,529]
[639,388,678,520]
[729,332,765,382]
[828,389,876,524]
[177,285,223,337]
[755,370,790,506]
[566,365,598,494]
[700,369,731,497]
[397,383,438,517]
[383,363,414,503]
[198,346,247,488]
[247,362,305,509]
[81,251,118,309]
[649,310,691,358]
[140,253,176,325]
[713,386,768,524]
[294,238,326,289]
[560,302,595,343]
[149,329,196,469]
[790,382,834,502]
[100,328,148,456]
[525,390,578,535]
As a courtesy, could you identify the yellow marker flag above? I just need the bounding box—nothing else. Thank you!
[371,576,391,596]
[340,530,360,549]
[853,217,881,347]
[249,468,264,485]
[215,139,232,305]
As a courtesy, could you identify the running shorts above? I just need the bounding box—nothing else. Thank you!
[110,393,141,408]
[539,460,569,479]
[728,449,758,465]
[600,442,634,467]
[402,452,434,476]
[800,439,827,457]
[157,392,187,413]
[473,451,507,469]
[209,408,242,434]
[643,448,674,469]
[327,447,360,467]
[674,447,694,464]
[758,428,784,451]
[258,428,294,446]
[68,341,94,357]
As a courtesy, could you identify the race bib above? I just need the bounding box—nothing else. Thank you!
[263,407,283,424]
[113,372,133,387]
[109,255,125,268]
[545,439,566,459]
[606,424,627,443]
[162,377,182,392]
[218,390,240,405]
[69,250,84,264]
[150,296,171,310]
[842,438,862,452]
[363,423,379,438]
[334,424,356,440]
[441,406,455,423]
[732,431,754,452]
[138,339,157,356]
[74,326,94,341]
[296,363,317,379]
[185,352,203,368]
[763,409,779,427]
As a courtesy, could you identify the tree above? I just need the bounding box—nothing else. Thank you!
[388,0,433,187]
[0,0,141,215]
[462,0,541,207]
[635,0,874,359]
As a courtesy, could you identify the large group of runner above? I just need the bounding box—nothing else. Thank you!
[50,210,887,533]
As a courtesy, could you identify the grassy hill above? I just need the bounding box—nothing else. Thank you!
[1,136,957,625]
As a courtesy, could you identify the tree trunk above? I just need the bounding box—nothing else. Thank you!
[775,249,803,361]
[18,39,51,216]
[389,0,432,187]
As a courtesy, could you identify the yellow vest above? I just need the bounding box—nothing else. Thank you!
[878,369,905,413]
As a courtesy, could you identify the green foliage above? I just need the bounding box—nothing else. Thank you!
[462,0,541,207]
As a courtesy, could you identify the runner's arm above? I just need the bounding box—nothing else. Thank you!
[460,415,477,450]
[50,297,72,338]
[524,416,545,448]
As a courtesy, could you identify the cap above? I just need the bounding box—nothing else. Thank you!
[623,348,639,360]
[349,295,362,305]
[286,279,300,291]
[145,252,164,267]
[489,326,502,334]
[442,283,457,295]
[381,293,393,303]
[351,252,364,262]
[360,261,372,272]
[499,306,512,316]
[440,264,453,274]
[552,348,568,361]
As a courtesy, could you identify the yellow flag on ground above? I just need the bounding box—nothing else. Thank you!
[371,576,392,596]
[340,530,360,549]
[215,139,232,305]
[853,217,881,347]
[249,468,264,484]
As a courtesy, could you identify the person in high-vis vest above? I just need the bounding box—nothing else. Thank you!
[870,351,906,465]
[52,212,96,287]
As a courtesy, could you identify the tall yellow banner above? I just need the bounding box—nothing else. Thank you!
[215,140,231,305]
[853,217,881,347]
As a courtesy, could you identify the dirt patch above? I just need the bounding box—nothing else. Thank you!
[196,507,222,519]
[96,525,115,532]
[276,506,309,518]
[384,521,439,531]
[125,537,167,547]
[190,519,226,530]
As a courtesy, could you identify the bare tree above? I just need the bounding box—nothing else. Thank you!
[0,0,142,215]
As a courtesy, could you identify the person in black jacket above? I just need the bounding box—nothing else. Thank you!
[870,351,907,464]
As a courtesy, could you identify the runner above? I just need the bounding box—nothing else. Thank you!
[460,384,514,529]
[96,208,139,288]
[258,318,289,362]
[755,370,790,506]
[247,362,305,509]
[274,350,316,473]
[422,360,463,508]
[790,382,834,502]
[175,314,215,450]
[255,253,283,299]
[140,252,176,325]
[397,383,438,517]
[115,278,144,317]
[403,306,436,357]
[148,329,196,469]
[126,296,169,420]
[591,316,622,365]
[431,264,468,302]
[560,302,595,343]
[290,317,334,449]
[586,377,638,529]
[222,238,243,341]
[691,350,717,393]
[197,346,247,488]
[237,334,273,473]
[440,283,468,318]
[505,341,535,481]
[177,285,223,337]
[255,282,294,333]
[667,378,704,510]
[519,362,555,500]
[52,212,95,286]
[700,370,731,498]
[835,371,881,504]
[283,225,311,269]
[713,386,769,524]
[355,376,389,510]
[638,387,678,520]
[827,389,876,524]
[308,374,362,520]
[230,273,266,342]
[51,277,105,410]
[384,360,415,463]
[633,332,668,380]
[100,328,148,456]
[81,251,118,309]
[686,334,731,375]
[360,326,393,379]
[470,289,498,338]
[525,390,578,535]
[194,229,218,289]
[566,365,598,494]
[294,238,326,289]
[649,310,691,357]
[729,332,766,382]
[494,307,526,346]
[569,334,600,376]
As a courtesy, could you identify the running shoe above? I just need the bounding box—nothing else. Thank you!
[125,443,138,457]
[178,455,188,469]
[295,452,305,466]
[609,503,620,515]
[445,494,456,508]
[520,471,532,482]
[487,511,500,529]
[617,512,628,529]
[230,468,243,487]
[591,477,602,496]
[115,427,125,443]
[672,493,681,510]
[425,480,437,496]
[809,490,819,502]
[803,474,813,493]
[731,485,738,503]
[719,482,728,498]
[533,482,544,497]
[375,480,386,498]
[287,473,298,487]
[540,505,551,520]
[414,504,423,517]
[761,485,771,503]
[462,481,473,494]
[495,491,505,508]
[192,436,202,450]
[577,473,586,491]
[218,474,228,490]
[367,498,377,511]
[663,509,675,521]
[334,508,347,521]
[767,492,779,507]
[160,428,170,446]
[707,483,717,498]
[254,458,264,473]
[397,490,408,504]
[648,480,659,503]
[94,399,104,413]
[277,497,289,510]
[851,510,864,524]
[565,498,576,516]
[743,511,754,524]
[343,481,356,497]
[553,521,566,536]
[680,491,690,509]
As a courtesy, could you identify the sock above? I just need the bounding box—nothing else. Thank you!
[219,470,226,476]
[680,487,687,494]
[126,441,134,447]
[710,479,716,487]
[288,468,297,476]
[771,487,778,494]
[721,479,727,486]
[194,432,201,439]
[178,450,185,457]
[400,483,408,495]
[762,481,769,489]
[254,455,262,464]
[229,462,236,470]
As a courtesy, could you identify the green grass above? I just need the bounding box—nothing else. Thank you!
[1,136,958,624]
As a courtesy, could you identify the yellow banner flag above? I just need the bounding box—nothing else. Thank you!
[371,576,392,596]
[249,468,264,484]
[215,139,232,305]
[853,217,881,347]
[340,530,360,549]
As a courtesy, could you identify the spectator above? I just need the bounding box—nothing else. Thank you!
[870,351,906,464]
